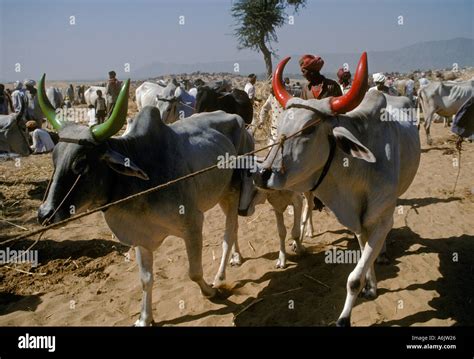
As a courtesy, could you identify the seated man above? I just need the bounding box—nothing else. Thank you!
[26,121,55,154]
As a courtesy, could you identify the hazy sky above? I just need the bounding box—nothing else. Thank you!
[0,0,472,81]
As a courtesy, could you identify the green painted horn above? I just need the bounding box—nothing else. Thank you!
[38,74,63,131]
[91,79,130,141]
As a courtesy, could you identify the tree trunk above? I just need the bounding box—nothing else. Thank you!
[259,41,273,80]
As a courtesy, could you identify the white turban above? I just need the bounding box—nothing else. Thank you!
[23,79,36,87]
[373,73,386,84]
[14,81,23,90]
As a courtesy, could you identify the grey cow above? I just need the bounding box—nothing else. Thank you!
[255,53,421,326]
[36,74,254,326]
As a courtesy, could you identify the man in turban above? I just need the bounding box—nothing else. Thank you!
[23,79,43,127]
[11,81,26,113]
[337,68,352,94]
[369,73,398,95]
[26,120,55,154]
[299,54,342,100]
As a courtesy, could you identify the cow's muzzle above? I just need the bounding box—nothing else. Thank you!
[38,203,55,225]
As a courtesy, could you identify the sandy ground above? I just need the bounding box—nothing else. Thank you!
[0,115,473,326]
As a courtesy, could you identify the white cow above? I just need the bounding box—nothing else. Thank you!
[46,87,63,109]
[135,80,197,123]
[255,53,421,326]
[418,79,474,145]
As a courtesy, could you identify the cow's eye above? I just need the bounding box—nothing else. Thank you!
[72,157,89,174]
[301,126,315,136]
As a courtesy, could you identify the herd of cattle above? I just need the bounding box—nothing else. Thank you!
[2,53,473,326]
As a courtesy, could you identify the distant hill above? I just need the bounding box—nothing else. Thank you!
[134,38,474,79]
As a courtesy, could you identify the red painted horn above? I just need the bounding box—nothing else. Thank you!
[272,56,293,108]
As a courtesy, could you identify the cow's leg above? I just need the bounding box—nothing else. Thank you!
[290,194,303,242]
[354,233,377,299]
[293,193,311,254]
[134,246,154,326]
[274,210,287,268]
[423,111,435,145]
[336,214,393,327]
[213,191,239,288]
[302,192,315,238]
[183,212,217,299]
[230,238,242,266]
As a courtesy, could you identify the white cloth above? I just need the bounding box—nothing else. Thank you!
[88,108,97,127]
[30,128,54,153]
[11,89,26,112]
[419,78,430,88]
[373,73,386,83]
[258,94,283,142]
[244,82,255,100]
[405,79,415,94]
[188,87,198,98]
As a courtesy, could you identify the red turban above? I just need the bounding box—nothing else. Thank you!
[299,54,324,72]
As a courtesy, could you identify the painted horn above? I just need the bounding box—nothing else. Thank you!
[91,79,130,142]
[38,74,63,131]
[272,56,293,108]
[329,52,368,114]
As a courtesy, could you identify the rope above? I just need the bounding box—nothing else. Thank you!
[1,140,280,244]
[2,115,326,244]
[41,174,82,226]
[452,136,463,196]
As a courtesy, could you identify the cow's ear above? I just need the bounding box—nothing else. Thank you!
[101,149,149,180]
[332,126,376,163]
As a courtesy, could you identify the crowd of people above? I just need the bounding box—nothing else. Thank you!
[1,59,435,156]
[0,70,122,155]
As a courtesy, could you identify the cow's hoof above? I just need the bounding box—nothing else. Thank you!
[305,228,314,238]
[376,253,390,265]
[360,286,377,300]
[134,318,153,327]
[275,258,287,269]
[336,317,351,327]
[212,277,225,290]
[203,286,219,299]
[229,253,242,267]
[291,240,306,255]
